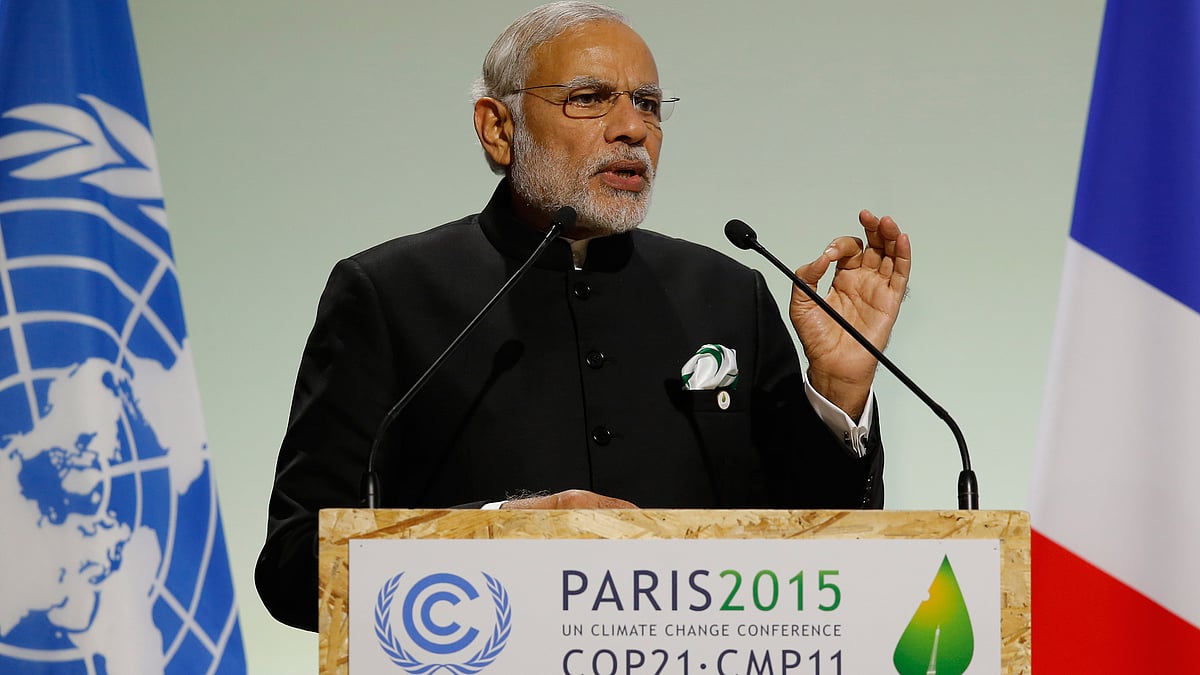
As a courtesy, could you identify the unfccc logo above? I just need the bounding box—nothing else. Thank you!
[374,572,512,674]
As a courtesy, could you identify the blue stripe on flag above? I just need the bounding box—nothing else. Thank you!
[1069,1,1200,314]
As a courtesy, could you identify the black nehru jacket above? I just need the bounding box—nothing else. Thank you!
[256,181,884,631]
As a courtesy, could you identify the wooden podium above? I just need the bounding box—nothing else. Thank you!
[318,509,1030,674]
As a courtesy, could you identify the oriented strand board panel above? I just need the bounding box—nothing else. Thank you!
[318,509,1030,674]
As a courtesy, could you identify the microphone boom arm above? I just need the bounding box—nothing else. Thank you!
[361,207,576,508]
[726,219,978,510]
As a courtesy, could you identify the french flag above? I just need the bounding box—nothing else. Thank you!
[1031,0,1200,669]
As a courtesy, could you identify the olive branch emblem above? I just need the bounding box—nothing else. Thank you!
[374,572,512,675]
[0,95,168,227]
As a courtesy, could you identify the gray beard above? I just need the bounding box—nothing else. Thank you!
[509,124,654,236]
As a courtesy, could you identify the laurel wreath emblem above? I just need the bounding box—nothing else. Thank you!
[374,573,512,675]
[0,95,168,228]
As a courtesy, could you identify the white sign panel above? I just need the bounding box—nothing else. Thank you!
[349,538,1000,675]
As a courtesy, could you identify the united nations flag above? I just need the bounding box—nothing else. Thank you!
[0,2,247,673]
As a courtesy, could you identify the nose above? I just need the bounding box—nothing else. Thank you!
[603,93,650,146]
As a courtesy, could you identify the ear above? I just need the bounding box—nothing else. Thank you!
[474,97,516,169]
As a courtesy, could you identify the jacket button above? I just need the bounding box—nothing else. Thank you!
[585,350,606,369]
[592,426,612,445]
[573,282,591,299]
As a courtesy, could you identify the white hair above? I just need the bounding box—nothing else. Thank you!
[472,1,630,174]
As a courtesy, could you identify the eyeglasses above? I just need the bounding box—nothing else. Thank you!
[513,84,679,123]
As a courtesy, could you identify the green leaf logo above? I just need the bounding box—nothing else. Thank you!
[893,555,974,675]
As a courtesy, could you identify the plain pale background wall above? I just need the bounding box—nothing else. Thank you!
[127,1,1105,671]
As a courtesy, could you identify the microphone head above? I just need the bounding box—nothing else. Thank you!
[724,219,758,250]
[549,206,577,236]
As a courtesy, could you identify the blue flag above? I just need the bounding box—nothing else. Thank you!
[0,2,247,673]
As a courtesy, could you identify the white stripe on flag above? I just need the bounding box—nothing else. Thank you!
[1032,239,1200,627]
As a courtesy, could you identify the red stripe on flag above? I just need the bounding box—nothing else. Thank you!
[1033,529,1200,670]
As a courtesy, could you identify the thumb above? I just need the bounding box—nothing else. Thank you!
[792,253,833,299]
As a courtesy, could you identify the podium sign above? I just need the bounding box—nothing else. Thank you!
[319,510,1031,674]
[349,538,1000,674]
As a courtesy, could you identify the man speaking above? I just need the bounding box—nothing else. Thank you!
[256,1,910,632]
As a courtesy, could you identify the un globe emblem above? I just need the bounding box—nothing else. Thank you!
[0,97,242,673]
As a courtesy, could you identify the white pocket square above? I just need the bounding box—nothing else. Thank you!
[681,344,738,390]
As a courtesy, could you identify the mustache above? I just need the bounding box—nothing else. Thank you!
[586,146,655,181]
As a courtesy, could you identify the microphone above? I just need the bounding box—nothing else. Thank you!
[360,206,577,508]
[724,218,979,510]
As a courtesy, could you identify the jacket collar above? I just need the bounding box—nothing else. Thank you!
[478,180,635,272]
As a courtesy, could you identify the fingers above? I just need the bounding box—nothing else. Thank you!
[862,209,911,286]
[794,235,861,289]
[858,209,910,283]
[793,253,831,290]
[891,230,912,286]
[792,209,910,296]
[501,489,639,509]
[860,209,903,255]
[591,494,639,509]
[859,209,885,253]
[825,236,866,270]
